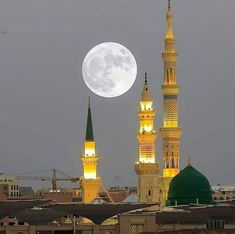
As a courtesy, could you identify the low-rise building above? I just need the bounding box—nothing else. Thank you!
[0,174,19,199]
[212,185,235,201]
[19,187,35,199]
[35,188,82,202]
[107,187,130,203]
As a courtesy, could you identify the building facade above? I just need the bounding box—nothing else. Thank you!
[212,185,235,201]
[35,188,82,202]
[0,174,19,199]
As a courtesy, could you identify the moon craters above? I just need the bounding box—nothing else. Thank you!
[82,42,137,98]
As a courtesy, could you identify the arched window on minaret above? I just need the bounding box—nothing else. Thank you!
[167,69,169,84]
[170,68,173,83]
[166,161,169,168]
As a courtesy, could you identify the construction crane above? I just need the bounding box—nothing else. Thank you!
[15,169,80,191]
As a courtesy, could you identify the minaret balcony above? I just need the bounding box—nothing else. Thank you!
[138,111,155,118]
[163,168,180,178]
[160,127,182,139]
[161,85,179,95]
[81,155,99,163]
[162,52,177,57]
[137,132,157,142]
[135,161,160,175]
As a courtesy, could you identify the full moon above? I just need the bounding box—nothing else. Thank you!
[82,42,137,98]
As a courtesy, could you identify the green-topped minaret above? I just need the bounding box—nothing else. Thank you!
[80,97,101,203]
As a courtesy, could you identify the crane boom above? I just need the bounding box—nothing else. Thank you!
[15,169,80,190]
[16,176,80,181]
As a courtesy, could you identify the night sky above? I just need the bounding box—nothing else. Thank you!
[0,0,234,189]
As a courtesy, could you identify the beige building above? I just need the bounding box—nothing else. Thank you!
[35,188,82,202]
[0,174,19,199]
[212,185,235,201]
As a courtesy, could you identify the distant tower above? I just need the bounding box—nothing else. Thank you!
[135,73,160,202]
[80,97,101,203]
[160,0,182,204]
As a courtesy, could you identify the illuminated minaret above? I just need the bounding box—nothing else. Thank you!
[135,73,160,202]
[160,0,182,204]
[80,97,101,203]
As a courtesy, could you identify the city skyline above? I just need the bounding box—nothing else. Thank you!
[0,0,234,189]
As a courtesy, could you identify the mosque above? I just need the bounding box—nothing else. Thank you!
[0,1,234,233]
[80,0,214,207]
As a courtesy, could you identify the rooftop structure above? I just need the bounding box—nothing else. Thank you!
[0,174,19,199]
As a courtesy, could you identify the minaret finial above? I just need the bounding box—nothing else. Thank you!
[187,156,191,166]
[144,72,148,85]
[85,97,94,141]
[168,0,171,10]
[165,0,174,40]
[88,96,91,108]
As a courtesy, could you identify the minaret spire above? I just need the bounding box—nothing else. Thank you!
[88,96,91,108]
[165,0,175,40]
[160,0,182,205]
[144,72,148,85]
[168,0,171,10]
[85,96,94,141]
[187,156,191,166]
[141,72,152,101]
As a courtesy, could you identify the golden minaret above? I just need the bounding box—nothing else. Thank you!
[80,97,101,203]
[160,0,182,204]
[135,73,160,202]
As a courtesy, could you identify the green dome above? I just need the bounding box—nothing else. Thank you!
[166,165,213,206]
